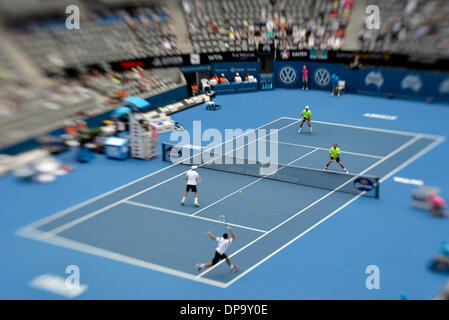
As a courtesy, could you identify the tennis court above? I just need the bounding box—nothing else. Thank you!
[17,116,444,288]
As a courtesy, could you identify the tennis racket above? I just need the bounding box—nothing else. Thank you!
[219,215,229,229]
[196,176,203,183]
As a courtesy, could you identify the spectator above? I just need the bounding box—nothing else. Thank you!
[234,72,242,83]
[302,66,309,90]
[343,0,354,10]
[219,73,228,84]
[331,73,339,96]
[349,56,362,70]
[428,194,449,218]
[211,74,219,82]
[191,83,199,95]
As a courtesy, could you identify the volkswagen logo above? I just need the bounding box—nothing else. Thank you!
[279,66,297,85]
[314,68,330,86]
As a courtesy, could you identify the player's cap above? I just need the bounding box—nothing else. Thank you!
[305,106,309,109]
[191,165,198,170]
[236,72,239,75]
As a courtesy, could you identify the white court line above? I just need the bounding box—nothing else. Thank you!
[18,117,290,232]
[124,200,267,233]
[17,119,444,288]
[225,189,367,287]
[379,137,445,183]
[37,119,301,236]
[259,139,383,159]
[191,148,320,217]
[225,135,446,287]
[16,227,227,288]
[281,117,446,140]
[196,135,422,279]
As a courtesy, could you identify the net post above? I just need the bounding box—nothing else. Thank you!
[375,178,380,199]
[161,142,167,162]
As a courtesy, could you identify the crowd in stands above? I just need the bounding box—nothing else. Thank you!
[0,80,99,149]
[182,0,353,53]
[7,3,180,73]
[2,0,448,150]
[358,0,449,57]
[82,67,180,103]
[0,65,183,149]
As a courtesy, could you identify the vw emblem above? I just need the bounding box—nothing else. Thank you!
[314,68,330,86]
[279,66,297,85]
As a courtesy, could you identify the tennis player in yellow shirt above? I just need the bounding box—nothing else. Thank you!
[325,143,349,173]
[298,106,312,133]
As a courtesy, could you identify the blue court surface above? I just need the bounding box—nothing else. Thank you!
[2,89,449,299]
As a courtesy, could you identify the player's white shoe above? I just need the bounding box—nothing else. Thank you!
[196,264,202,272]
[345,169,349,174]
[194,202,200,207]
[324,167,328,171]
[298,128,301,133]
[231,265,239,273]
[181,200,185,205]
[310,127,312,133]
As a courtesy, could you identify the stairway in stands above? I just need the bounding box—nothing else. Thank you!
[342,0,368,51]
[165,0,193,54]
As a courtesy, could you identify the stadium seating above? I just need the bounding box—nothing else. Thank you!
[82,67,181,102]
[181,0,352,53]
[0,81,99,149]
[0,67,185,150]
[358,0,449,57]
[7,4,181,72]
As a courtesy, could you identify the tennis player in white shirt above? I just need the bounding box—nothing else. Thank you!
[181,165,200,207]
[196,226,239,273]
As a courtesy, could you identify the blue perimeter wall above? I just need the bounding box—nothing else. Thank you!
[1,85,187,155]
[210,61,260,80]
[181,61,260,80]
[275,61,449,102]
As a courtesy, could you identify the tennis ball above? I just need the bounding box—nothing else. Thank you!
[240,190,243,194]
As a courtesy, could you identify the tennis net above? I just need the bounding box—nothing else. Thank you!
[162,142,380,198]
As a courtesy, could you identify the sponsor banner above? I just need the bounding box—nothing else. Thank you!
[157,93,211,115]
[211,61,260,80]
[70,49,449,75]
[110,51,258,71]
[258,43,276,57]
[275,60,449,102]
[353,177,377,193]
[277,65,300,87]
[278,49,308,60]
[213,82,259,95]
[276,50,449,71]
[110,56,190,70]
[203,51,258,63]
[310,49,328,60]
[151,55,185,67]
[180,64,212,73]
